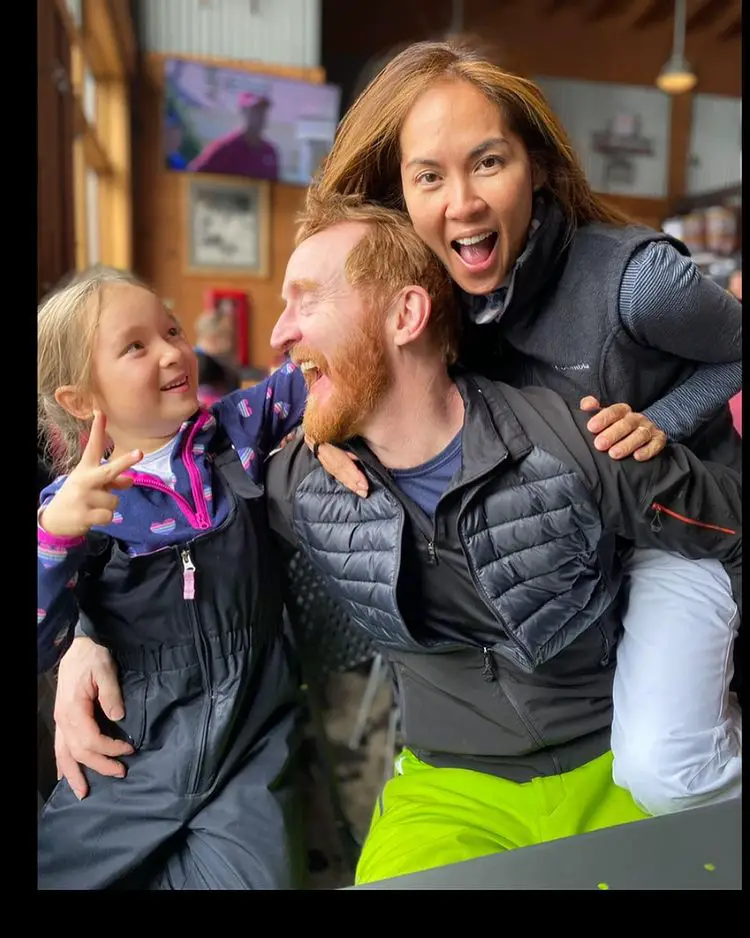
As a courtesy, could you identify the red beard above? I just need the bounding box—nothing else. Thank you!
[295,315,391,444]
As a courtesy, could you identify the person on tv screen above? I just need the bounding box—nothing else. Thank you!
[165,108,189,170]
[188,92,279,181]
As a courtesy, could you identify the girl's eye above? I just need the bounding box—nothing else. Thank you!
[168,325,182,337]
[124,341,144,354]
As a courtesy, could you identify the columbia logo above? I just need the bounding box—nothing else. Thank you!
[553,362,591,372]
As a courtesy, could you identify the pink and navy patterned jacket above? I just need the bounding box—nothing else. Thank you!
[37,361,305,672]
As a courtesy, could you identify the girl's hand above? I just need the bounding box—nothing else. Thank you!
[580,396,667,462]
[305,435,369,497]
[39,411,142,537]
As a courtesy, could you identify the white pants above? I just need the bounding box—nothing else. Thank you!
[611,548,742,816]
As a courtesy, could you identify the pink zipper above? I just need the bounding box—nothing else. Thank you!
[125,413,212,532]
[181,548,196,600]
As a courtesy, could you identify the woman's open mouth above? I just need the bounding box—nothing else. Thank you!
[450,231,498,272]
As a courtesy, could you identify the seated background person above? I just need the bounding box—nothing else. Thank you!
[194,310,241,406]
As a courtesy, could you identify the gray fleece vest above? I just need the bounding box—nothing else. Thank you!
[460,202,739,468]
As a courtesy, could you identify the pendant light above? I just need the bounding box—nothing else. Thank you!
[656,0,698,94]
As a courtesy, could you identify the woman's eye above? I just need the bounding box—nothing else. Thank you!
[478,155,503,171]
[417,171,439,186]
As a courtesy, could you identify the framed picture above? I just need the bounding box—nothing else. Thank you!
[203,288,251,367]
[183,174,270,277]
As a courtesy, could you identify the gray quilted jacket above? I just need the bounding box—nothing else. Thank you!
[266,373,741,781]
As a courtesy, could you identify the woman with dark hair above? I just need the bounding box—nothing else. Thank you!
[309,39,742,825]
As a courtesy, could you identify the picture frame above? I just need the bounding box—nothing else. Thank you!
[183,173,270,278]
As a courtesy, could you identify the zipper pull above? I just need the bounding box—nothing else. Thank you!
[426,540,438,565]
[181,548,196,600]
[481,646,497,683]
[650,504,662,533]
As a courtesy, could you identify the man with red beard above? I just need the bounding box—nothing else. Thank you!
[50,196,741,889]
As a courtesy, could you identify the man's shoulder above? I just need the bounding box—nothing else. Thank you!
[462,370,575,425]
[265,435,317,502]
[461,372,599,482]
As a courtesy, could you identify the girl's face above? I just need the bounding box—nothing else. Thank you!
[399,79,539,296]
[89,285,199,453]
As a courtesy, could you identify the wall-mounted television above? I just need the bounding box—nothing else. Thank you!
[163,58,341,187]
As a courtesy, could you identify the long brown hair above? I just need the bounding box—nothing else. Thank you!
[311,39,630,229]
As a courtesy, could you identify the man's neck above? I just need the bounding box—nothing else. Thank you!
[359,366,464,471]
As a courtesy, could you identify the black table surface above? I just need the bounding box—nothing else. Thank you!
[349,798,741,890]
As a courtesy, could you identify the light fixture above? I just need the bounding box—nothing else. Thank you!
[656,0,697,94]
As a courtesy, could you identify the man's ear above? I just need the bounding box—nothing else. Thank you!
[54,385,94,421]
[391,286,432,349]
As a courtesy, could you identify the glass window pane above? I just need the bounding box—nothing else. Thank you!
[83,67,97,126]
[86,169,100,266]
[65,0,82,28]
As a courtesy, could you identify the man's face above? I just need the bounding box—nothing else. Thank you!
[243,104,268,139]
[272,223,392,443]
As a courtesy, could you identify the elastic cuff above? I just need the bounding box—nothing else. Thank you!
[642,405,682,443]
[37,508,86,549]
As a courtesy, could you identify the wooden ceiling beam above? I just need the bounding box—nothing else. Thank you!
[630,0,672,30]
[686,0,730,33]
[608,0,661,30]
[585,0,632,21]
[705,1,742,39]
[717,16,742,41]
[538,0,572,14]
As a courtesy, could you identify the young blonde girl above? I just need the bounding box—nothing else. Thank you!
[37,266,358,890]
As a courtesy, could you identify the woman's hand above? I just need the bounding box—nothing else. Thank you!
[305,435,369,497]
[580,396,667,462]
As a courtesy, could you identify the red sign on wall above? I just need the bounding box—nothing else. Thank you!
[203,288,251,366]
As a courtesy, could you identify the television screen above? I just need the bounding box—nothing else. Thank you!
[164,58,341,186]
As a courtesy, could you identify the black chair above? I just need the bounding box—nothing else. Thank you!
[282,550,379,873]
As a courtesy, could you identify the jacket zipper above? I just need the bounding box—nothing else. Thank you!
[457,526,535,674]
[650,502,737,536]
[127,414,213,530]
[481,646,497,682]
[180,545,214,795]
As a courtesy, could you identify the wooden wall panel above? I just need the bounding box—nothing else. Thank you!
[600,194,670,230]
[133,53,325,370]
